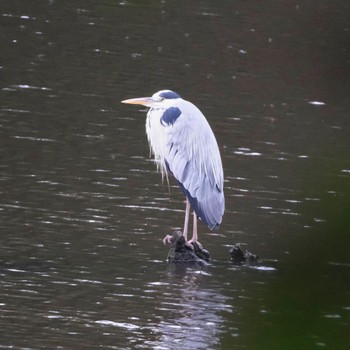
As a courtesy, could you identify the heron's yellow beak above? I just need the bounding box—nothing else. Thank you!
[121,97,153,106]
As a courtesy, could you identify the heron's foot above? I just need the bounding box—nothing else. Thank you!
[166,231,211,263]
[162,234,173,245]
[187,239,203,250]
[162,230,183,246]
[184,241,195,250]
[187,240,210,261]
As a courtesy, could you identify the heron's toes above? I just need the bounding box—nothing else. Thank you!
[184,242,195,250]
[162,234,173,245]
[187,240,203,250]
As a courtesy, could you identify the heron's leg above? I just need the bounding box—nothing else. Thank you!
[190,211,198,242]
[188,212,203,249]
[187,211,198,244]
[183,198,190,241]
[163,198,191,245]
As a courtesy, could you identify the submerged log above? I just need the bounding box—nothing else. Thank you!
[165,230,211,264]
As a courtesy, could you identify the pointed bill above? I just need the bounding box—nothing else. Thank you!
[121,97,154,106]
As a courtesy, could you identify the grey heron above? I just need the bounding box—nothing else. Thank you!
[122,90,224,246]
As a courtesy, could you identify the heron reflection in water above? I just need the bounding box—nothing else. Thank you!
[122,90,224,247]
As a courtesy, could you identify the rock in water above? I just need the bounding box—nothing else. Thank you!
[229,243,260,265]
[165,230,211,263]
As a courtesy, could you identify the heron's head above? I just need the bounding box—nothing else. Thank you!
[121,90,181,108]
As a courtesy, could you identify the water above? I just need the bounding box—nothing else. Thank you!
[1,1,349,349]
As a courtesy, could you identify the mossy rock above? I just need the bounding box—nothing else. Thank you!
[165,231,211,264]
[229,243,260,265]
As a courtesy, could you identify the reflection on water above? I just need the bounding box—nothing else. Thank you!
[1,0,350,349]
[0,257,237,349]
[93,268,233,349]
[146,270,231,349]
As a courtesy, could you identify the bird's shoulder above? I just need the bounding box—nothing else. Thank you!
[167,100,210,132]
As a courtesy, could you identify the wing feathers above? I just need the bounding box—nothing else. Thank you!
[163,103,224,229]
[146,100,225,230]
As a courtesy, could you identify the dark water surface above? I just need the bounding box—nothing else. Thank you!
[1,1,350,349]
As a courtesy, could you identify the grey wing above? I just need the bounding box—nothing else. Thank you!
[164,112,225,230]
